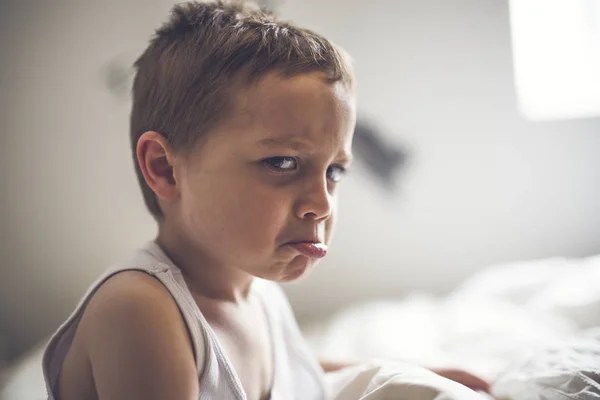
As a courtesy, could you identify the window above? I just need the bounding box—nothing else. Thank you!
[509,0,600,120]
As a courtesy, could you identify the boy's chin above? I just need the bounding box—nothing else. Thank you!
[273,255,320,283]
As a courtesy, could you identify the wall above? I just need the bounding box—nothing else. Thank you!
[279,0,600,319]
[1,0,599,360]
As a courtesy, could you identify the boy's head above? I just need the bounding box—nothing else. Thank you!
[132,0,356,281]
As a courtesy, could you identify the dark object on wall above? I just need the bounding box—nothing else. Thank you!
[352,119,409,190]
[103,60,133,98]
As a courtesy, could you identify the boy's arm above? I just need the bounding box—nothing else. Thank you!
[79,271,199,400]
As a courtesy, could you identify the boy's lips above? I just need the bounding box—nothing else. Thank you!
[286,241,328,259]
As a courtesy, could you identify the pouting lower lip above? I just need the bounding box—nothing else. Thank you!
[287,242,328,258]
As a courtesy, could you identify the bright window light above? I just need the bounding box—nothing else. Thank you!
[508,0,600,121]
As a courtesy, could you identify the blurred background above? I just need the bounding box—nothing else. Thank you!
[1,0,600,396]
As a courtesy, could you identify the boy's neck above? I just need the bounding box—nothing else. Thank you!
[155,225,255,303]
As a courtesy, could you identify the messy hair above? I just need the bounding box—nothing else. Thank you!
[130,0,354,219]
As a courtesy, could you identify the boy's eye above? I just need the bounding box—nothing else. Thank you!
[327,165,347,182]
[262,156,298,171]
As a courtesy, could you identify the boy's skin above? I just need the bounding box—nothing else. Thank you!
[56,71,488,400]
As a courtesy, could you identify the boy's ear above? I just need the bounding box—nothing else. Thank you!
[136,131,179,203]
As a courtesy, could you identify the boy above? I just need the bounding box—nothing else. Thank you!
[42,1,488,399]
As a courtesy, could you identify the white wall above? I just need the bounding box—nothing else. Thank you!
[1,0,599,360]
[279,0,600,319]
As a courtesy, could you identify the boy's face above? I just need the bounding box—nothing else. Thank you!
[171,72,355,282]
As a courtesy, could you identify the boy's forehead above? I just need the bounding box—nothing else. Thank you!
[198,71,356,161]
[230,72,356,130]
[235,72,353,111]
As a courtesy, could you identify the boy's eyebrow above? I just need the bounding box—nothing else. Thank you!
[256,137,310,150]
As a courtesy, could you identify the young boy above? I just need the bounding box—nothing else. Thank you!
[42,1,488,399]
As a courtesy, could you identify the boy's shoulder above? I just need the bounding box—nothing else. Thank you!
[83,270,179,329]
[69,270,199,398]
[79,270,193,356]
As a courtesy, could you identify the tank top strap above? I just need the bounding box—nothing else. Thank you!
[143,242,246,399]
[140,242,208,375]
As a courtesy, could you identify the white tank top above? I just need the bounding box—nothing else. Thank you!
[42,241,327,400]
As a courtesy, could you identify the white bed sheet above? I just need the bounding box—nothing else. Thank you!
[305,255,600,399]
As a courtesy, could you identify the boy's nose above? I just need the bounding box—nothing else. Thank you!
[294,178,332,221]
